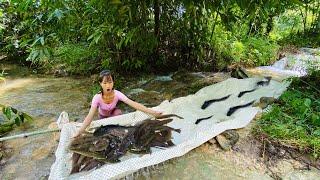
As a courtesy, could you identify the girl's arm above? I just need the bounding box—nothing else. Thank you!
[73,106,97,137]
[123,99,162,117]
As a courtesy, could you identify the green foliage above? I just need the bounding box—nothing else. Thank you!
[0,104,33,135]
[256,70,320,157]
[278,31,320,48]
[271,7,320,48]
[54,43,98,74]
[0,0,319,73]
[231,37,279,66]
[270,10,304,41]
[210,25,279,67]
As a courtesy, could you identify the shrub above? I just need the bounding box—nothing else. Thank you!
[54,43,99,74]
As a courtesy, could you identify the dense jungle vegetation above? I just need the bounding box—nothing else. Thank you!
[0,0,319,74]
[0,0,320,164]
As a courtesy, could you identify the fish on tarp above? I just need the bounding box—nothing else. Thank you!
[195,115,213,124]
[238,88,256,97]
[226,101,255,116]
[201,94,231,109]
[155,114,183,120]
[237,77,272,99]
[256,76,272,87]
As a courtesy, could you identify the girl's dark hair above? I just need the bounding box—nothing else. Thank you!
[98,70,114,95]
[99,70,113,82]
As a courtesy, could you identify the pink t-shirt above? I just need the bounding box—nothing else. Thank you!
[91,90,129,116]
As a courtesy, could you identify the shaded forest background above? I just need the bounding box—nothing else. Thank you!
[0,0,319,74]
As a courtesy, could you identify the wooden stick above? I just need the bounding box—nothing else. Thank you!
[0,128,60,142]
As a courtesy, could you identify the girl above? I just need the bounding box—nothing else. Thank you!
[74,70,162,137]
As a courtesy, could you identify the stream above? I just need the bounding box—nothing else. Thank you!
[0,55,319,179]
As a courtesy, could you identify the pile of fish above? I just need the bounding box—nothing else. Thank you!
[69,114,182,174]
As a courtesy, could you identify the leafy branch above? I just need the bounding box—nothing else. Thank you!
[0,104,33,135]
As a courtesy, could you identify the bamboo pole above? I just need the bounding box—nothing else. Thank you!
[0,128,60,142]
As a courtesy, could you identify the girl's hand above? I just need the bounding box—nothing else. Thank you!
[72,131,82,138]
[152,110,163,118]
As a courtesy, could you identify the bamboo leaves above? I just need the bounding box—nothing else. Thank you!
[0,104,33,129]
[1,0,319,72]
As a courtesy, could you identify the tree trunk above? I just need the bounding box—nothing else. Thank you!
[304,2,308,32]
[210,8,220,40]
[266,15,274,35]
[154,0,160,63]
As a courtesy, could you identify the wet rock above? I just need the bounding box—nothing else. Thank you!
[253,97,277,109]
[230,67,249,79]
[127,88,146,96]
[54,69,68,77]
[207,138,217,145]
[215,130,239,150]
[172,70,202,84]
[53,65,68,77]
[154,75,173,82]
[190,72,207,78]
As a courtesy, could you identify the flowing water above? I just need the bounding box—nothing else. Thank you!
[0,64,92,179]
[1,62,318,179]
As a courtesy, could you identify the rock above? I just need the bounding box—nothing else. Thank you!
[127,88,146,96]
[207,138,217,145]
[54,69,68,77]
[53,65,68,77]
[253,97,277,109]
[215,130,240,150]
[154,75,173,82]
[230,67,249,79]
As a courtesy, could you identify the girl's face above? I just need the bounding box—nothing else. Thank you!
[100,75,114,93]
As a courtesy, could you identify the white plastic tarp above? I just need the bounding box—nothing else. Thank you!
[49,77,288,179]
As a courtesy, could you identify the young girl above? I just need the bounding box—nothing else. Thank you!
[74,70,162,137]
